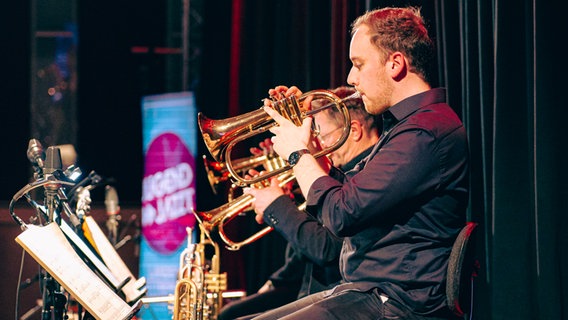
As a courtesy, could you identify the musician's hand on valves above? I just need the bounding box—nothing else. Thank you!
[266,85,303,101]
[265,85,314,112]
[263,85,320,160]
[264,108,312,160]
[244,177,284,224]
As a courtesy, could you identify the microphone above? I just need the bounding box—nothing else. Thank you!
[27,139,45,178]
[44,146,63,175]
[43,146,63,221]
[105,185,120,215]
[105,185,120,245]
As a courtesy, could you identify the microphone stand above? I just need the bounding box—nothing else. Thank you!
[40,146,69,320]
[13,141,121,320]
[11,140,67,319]
[41,273,67,320]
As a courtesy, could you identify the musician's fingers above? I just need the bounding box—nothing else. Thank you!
[263,106,288,126]
[268,85,290,97]
[286,86,303,98]
[303,95,314,111]
[247,168,260,177]
[254,213,264,224]
[250,147,263,156]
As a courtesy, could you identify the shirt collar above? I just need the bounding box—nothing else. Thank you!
[339,145,374,172]
[381,88,447,134]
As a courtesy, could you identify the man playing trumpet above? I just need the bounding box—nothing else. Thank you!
[246,6,469,320]
[219,86,380,320]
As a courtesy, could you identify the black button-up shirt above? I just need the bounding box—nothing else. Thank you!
[264,147,374,298]
[306,88,469,314]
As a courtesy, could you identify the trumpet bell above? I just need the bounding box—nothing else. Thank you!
[198,108,270,163]
[202,154,273,195]
[198,89,354,186]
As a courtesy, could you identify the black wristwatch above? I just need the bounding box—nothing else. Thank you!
[288,149,311,166]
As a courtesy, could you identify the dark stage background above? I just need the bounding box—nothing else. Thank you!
[1,0,567,319]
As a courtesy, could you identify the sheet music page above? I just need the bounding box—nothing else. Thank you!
[16,223,140,320]
[84,216,146,302]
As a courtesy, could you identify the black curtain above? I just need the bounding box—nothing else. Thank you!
[198,0,568,318]
[442,0,567,318]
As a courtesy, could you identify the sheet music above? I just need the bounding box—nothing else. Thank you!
[59,217,123,289]
[83,216,146,302]
[16,223,140,320]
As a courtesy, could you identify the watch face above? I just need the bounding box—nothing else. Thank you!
[289,149,309,166]
[289,153,300,165]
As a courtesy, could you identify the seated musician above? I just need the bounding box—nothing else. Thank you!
[219,86,380,320]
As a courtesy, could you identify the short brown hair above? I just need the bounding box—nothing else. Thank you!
[351,7,434,83]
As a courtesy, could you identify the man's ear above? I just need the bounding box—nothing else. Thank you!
[389,52,407,80]
[349,120,363,141]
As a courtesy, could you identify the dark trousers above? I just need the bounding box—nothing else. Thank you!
[218,286,299,320]
[250,288,459,320]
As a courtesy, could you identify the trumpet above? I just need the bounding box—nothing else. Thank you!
[173,227,203,320]
[173,226,227,319]
[202,154,286,196]
[198,153,290,251]
[193,171,296,251]
[198,89,356,186]
[198,228,226,319]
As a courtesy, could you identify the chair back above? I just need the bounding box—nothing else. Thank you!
[446,222,479,317]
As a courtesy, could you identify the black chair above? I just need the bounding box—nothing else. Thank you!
[446,222,479,319]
